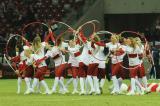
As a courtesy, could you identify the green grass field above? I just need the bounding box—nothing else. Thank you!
[0,79,160,106]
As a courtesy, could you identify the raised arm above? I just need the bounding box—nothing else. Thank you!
[44,28,55,43]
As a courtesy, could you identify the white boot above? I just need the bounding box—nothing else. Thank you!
[24,77,31,94]
[65,78,73,88]
[58,78,63,93]
[85,78,89,94]
[17,77,22,94]
[111,76,120,94]
[93,76,100,95]
[127,78,136,96]
[118,78,123,88]
[79,77,85,95]
[100,79,105,88]
[142,76,149,92]
[59,78,69,94]
[100,79,105,94]
[72,78,79,94]
[51,77,59,93]
[31,78,39,93]
[36,81,42,94]
[135,78,145,95]
[40,80,51,94]
[87,75,95,94]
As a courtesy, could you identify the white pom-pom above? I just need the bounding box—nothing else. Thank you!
[120,83,128,92]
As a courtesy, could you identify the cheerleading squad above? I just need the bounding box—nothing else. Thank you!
[9,29,159,96]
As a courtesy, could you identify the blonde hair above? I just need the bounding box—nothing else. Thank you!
[135,37,142,47]
[32,35,41,52]
[24,49,32,58]
[130,37,138,49]
[111,34,119,44]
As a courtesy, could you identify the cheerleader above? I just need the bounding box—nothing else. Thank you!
[44,45,68,94]
[77,32,90,95]
[10,51,24,94]
[64,60,73,90]
[93,35,106,94]
[135,37,149,92]
[29,35,51,94]
[123,38,143,95]
[22,46,34,94]
[67,37,81,94]
[87,35,105,95]
[105,35,125,95]
[79,32,104,94]
[57,39,69,94]
[9,53,22,94]
[9,45,34,94]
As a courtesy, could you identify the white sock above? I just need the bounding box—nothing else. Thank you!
[60,77,64,81]
[37,81,41,92]
[135,78,144,90]
[58,78,63,92]
[131,78,136,93]
[138,78,143,84]
[112,76,119,92]
[93,77,96,91]
[100,79,105,88]
[142,76,148,89]
[85,78,89,93]
[73,78,78,91]
[29,78,32,83]
[60,77,64,87]
[93,76,100,93]
[24,77,30,90]
[65,78,73,88]
[28,78,32,88]
[52,77,59,91]
[17,77,22,93]
[32,78,39,90]
[118,78,123,88]
[40,80,50,92]
[76,77,78,88]
[87,75,94,91]
[59,78,67,91]
[80,77,85,92]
